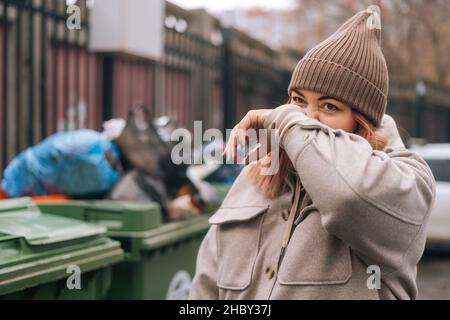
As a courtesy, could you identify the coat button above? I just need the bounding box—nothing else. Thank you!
[265,267,275,280]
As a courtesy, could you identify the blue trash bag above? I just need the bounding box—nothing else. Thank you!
[2,130,121,198]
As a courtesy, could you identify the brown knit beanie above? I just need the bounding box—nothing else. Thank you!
[288,6,388,127]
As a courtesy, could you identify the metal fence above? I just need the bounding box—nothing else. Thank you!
[102,26,226,133]
[0,0,102,172]
[223,28,290,130]
[1,0,450,176]
[388,81,450,144]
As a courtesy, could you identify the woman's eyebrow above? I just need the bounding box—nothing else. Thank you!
[318,95,338,101]
[292,90,340,103]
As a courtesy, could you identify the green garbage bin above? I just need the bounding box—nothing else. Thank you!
[37,200,213,299]
[0,198,124,300]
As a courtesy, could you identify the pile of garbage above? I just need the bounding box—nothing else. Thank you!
[1,105,243,222]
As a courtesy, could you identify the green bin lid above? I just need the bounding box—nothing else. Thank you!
[36,183,232,257]
[38,200,212,258]
[0,198,123,296]
[37,200,162,232]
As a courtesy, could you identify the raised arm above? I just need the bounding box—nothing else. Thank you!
[264,104,436,274]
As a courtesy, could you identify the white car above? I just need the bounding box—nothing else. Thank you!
[409,144,450,250]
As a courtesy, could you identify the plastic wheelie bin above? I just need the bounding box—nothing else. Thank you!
[0,198,124,300]
[37,200,213,300]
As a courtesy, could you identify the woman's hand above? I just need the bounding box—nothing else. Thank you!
[223,109,273,163]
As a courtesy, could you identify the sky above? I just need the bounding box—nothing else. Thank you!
[168,0,297,13]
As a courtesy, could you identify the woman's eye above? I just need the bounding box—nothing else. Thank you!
[322,103,339,112]
[292,96,305,105]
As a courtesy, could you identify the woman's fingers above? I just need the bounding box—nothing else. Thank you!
[223,109,272,163]
[224,127,261,163]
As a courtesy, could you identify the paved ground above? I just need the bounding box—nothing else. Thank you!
[417,253,450,300]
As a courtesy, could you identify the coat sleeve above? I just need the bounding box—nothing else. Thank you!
[189,225,219,299]
[264,104,437,273]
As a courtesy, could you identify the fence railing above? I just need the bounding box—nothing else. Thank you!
[0,0,102,173]
[388,80,450,143]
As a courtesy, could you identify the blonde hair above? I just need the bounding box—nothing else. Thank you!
[246,105,389,198]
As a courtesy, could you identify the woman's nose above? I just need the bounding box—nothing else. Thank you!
[305,105,319,119]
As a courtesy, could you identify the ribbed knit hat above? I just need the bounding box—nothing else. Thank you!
[288,6,388,127]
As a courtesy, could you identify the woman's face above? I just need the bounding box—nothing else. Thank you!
[289,88,358,133]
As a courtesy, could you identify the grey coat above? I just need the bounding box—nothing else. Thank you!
[189,104,436,300]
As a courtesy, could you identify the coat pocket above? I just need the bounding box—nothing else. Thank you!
[210,205,268,290]
[278,211,352,285]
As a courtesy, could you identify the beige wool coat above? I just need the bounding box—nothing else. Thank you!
[189,104,436,300]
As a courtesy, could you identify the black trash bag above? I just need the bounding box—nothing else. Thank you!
[108,169,170,219]
[114,106,169,179]
[153,116,182,148]
[108,169,209,222]
[114,105,194,197]
[112,105,205,220]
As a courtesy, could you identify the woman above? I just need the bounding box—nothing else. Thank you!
[189,7,436,300]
